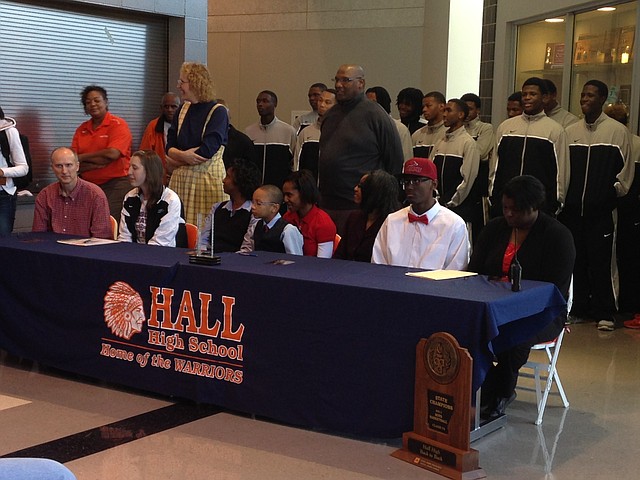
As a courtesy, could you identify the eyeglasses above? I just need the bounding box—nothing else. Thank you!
[399,178,432,187]
[333,76,363,84]
[177,79,189,85]
[252,200,280,207]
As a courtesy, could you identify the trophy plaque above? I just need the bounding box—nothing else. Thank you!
[392,332,485,479]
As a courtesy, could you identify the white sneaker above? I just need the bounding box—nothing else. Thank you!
[597,320,615,331]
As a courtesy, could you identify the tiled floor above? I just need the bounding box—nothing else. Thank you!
[2,322,639,479]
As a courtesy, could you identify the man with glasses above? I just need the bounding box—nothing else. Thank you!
[139,92,180,184]
[372,157,469,269]
[319,64,403,236]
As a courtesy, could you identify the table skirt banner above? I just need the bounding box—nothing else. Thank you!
[0,233,566,437]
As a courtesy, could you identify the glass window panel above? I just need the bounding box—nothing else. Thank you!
[571,2,636,119]
[0,1,168,191]
[515,19,567,107]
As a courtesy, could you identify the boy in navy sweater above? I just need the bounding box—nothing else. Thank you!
[239,185,303,255]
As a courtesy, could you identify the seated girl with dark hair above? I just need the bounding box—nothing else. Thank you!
[334,170,401,262]
[469,175,575,419]
[118,150,185,247]
[283,169,336,258]
[199,158,262,252]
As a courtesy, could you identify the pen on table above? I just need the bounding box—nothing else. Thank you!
[238,252,257,257]
[83,239,93,244]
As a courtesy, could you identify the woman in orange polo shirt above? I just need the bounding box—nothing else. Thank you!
[72,85,132,222]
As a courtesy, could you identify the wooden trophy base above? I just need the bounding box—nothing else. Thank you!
[189,254,221,265]
[392,431,486,480]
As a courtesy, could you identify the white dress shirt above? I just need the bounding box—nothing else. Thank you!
[371,202,469,270]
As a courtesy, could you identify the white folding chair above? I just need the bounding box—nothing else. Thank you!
[518,327,570,425]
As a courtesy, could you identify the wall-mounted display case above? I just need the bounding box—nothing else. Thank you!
[514,2,637,128]
[515,19,566,102]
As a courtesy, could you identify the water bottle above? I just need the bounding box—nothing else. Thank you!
[510,257,522,292]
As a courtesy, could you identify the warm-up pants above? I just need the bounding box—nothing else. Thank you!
[559,210,618,320]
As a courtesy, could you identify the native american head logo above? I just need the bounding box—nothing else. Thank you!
[104,282,146,339]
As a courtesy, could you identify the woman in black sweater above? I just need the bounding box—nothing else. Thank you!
[469,175,576,419]
[333,170,401,262]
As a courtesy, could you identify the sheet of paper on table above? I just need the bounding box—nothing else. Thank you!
[405,270,478,280]
[57,237,120,246]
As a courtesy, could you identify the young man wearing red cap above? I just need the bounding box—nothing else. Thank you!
[371,157,469,269]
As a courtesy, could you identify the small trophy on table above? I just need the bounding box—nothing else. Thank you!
[189,212,221,265]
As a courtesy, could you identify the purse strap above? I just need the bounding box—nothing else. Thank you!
[201,103,223,140]
[177,102,224,141]
[176,102,190,136]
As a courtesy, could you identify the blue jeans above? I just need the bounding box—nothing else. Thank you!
[0,191,17,237]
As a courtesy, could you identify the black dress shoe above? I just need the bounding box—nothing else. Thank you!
[484,391,517,420]
[479,402,493,419]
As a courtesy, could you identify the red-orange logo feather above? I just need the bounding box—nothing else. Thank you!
[104,282,145,339]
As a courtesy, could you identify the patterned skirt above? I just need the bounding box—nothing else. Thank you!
[169,145,229,225]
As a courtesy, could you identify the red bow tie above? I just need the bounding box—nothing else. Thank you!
[408,212,429,225]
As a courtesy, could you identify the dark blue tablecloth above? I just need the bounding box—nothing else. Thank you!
[0,233,566,437]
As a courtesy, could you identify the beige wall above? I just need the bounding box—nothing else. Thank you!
[208,0,454,131]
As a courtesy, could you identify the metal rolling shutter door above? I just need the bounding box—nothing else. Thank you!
[0,0,168,190]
